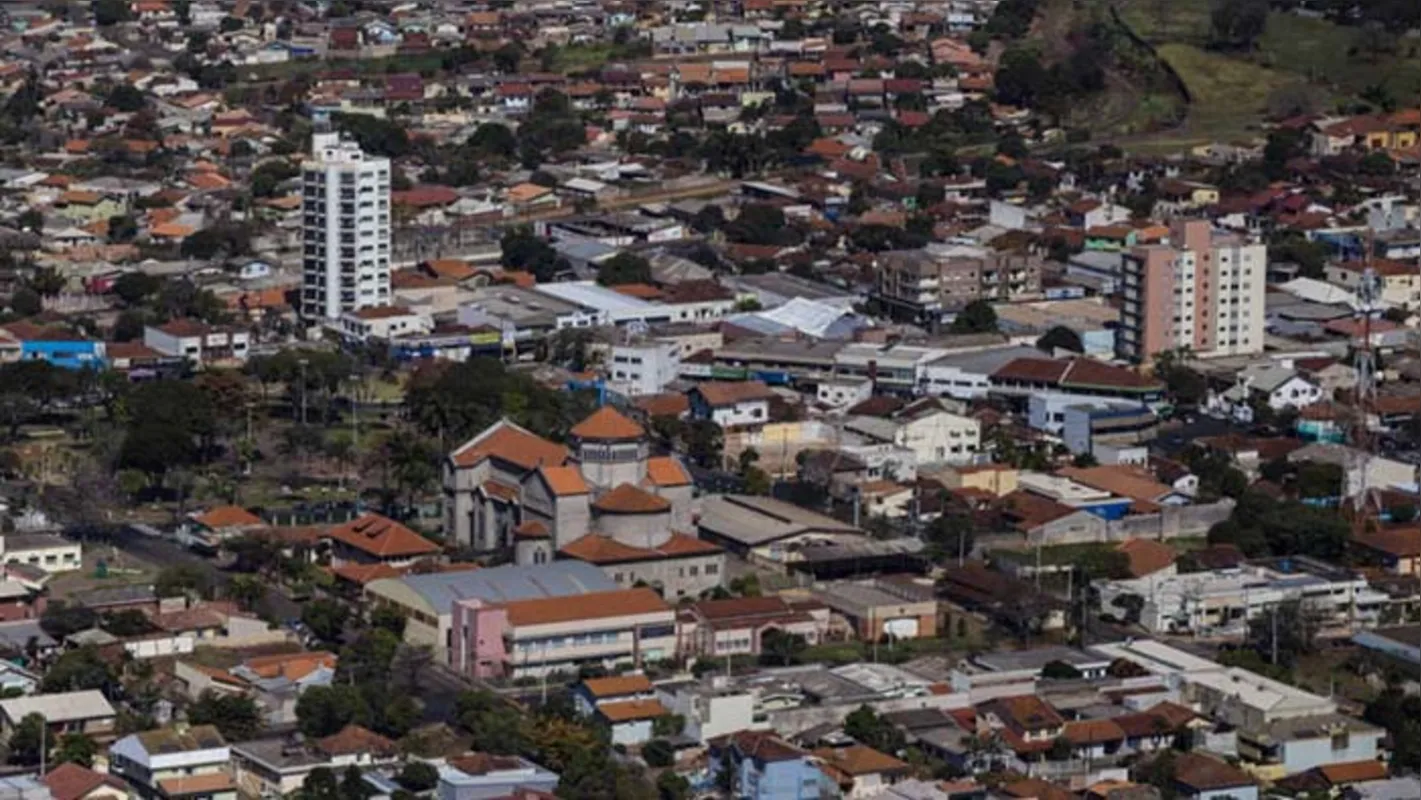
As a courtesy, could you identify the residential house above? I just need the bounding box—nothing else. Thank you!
[1325,258,1421,311]
[679,596,831,659]
[231,725,398,798]
[689,381,776,428]
[109,725,233,800]
[813,745,910,799]
[0,323,107,369]
[1170,752,1258,800]
[844,397,981,467]
[325,513,441,568]
[175,651,337,726]
[573,675,666,746]
[436,753,560,800]
[707,730,828,800]
[42,763,130,800]
[0,691,117,744]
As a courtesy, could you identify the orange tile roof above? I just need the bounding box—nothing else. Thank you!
[559,532,720,565]
[1317,760,1386,785]
[1057,465,1172,503]
[424,258,476,280]
[63,139,91,154]
[501,587,668,627]
[538,465,589,496]
[644,456,691,487]
[571,406,645,440]
[1064,718,1126,745]
[195,505,263,529]
[44,763,126,800]
[150,221,196,239]
[450,421,569,471]
[483,480,520,502]
[512,520,550,539]
[328,562,403,585]
[634,393,689,418]
[242,651,337,681]
[1115,538,1176,577]
[596,698,667,723]
[316,724,397,757]
[582,674,653,697]
[59,190,103,205]
[592,483,671,514]
[187,172,230,191]
[327,513,440,558]
[610,283,664,300]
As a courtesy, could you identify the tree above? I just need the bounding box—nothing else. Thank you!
[683,420,724,468]
[301,599,349,645]
[1364,689,1421,772]
[102,609,155,636]
[1037,326,1083,354]
[642,739,674,767]
[52,733,98,768]
[596,253,652,286]
[156,564,207,598]
[107,214,138,243]
[370,606,407,637]
[994,48,1050,109]
[1040,660,1082,680]
[40,647,116,694]
[188,692,263,741]
[40,601,98,640]
[9,288,41,318]
[1245,599,1319,669]
[759,629,806,666]
[16,209,42,234]
[950,300,997,334]
[1210,0,1268,50]
[7,713,44,765]
[93,0,131,26]
[454,691,528,755]
[106,84,147,113]
[296,685,371,738]
[843,705,905,754]
[250,160,299,197]
[395,762,439,792]
[656,770,690,800]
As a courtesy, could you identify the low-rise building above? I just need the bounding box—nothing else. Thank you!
[109,725,233,800]
[175,651,337,726]
[143,320,250,365]
[0,691,117,744]
[707,730,829,800]
[813,576,939,640]
[689,381,775,428]
[231,725,398,797]
[42,763,130,800]
[436,753,559,800]
[679,595,831,659]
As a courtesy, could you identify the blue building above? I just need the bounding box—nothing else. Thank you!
[1,322,106,369]
[707,731,827,800]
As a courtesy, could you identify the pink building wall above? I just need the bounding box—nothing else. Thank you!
[451,598,509,679]
[1173,220,1213,353]
[1136,247,1176,359]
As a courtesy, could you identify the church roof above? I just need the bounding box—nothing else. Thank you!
[571,406,645,441]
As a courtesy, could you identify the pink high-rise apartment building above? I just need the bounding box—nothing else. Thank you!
[1118,220,1267,363]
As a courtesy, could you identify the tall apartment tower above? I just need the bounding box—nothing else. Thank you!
[1118,220,1266,362]
[300,131,392,321]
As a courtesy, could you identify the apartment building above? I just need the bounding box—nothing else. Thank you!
[873,249,1042,323]
[1118,220,1266,362]
[301,130,392,321]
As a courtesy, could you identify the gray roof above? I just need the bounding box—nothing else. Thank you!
[0,620,55,651]
[970,645,1109,673]
[398,561,615,613]
[0,690,115,723]
[698,495,860,547]
[927,344,1043,372]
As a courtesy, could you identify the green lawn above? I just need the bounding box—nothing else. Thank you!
[1155,43,1298,139]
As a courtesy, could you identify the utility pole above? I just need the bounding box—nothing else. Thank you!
[298,357,309,426]
[1271,604,1279,666]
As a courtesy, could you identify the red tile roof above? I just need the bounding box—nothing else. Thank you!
[451,422,569,471]
[44,764,126,800]
[559,532,720,564]
[570,406,645,440]
[591,483,671,514]
[327,513,440,559]
[500,587,668,627]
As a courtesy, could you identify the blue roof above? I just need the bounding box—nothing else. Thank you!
[398,561,615,613]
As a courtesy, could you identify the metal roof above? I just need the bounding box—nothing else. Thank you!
[396,561,615,613]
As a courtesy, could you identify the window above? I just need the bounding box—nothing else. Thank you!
[705,563,719,575]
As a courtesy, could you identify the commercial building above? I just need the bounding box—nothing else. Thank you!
[301,131,392,321]
[872,249,1042,323]
[142,320,250,365]
[608,339,681,397]
[1096,556,1390,636]
[364,561,616,664]
[1118,220,1266,362]
[450,586,675,679]
[812,576,940,640]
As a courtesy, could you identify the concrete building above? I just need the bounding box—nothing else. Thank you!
[301,130,392,321]
[143,320,250,365]
[844,398,980,467]
[873,249,1043,323]
[1096,556,1390,636]
[332,305,432,343]
[1118,220,1266,362]
[689,381,775,428]
[436,753,559,800]
[812,576,940,640]
[231,725,399,797]
[608,340,681,397]
[450,586,675,679]
[708,731,829,800]
[0,691,116,744]
[109,726,233,800]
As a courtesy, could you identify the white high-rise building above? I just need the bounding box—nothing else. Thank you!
[301,132,392,321]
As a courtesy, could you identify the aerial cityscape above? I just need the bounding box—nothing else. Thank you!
[0,1,1417,799]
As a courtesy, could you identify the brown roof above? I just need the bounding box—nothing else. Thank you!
[559,532,720,564]
[317,724,398,757]
[813,745,908,776]
[242,651,337,681]
[501,587,668,627]
[1063,718,1126,745]
[581,674,653,697]
[44,764,126,800]
[633,392,689,418]
[993,358,1071,383]
[692,595,800,622]
[1058,465,1172,503]
[328,562,403,585]
[712,730,805,762]
[157,774,234,797]
[591,483,671,514]
[538,465,590,496]
[1115,538,1177,577]
[512,520,550,540]
[999,778,1073,800]
[327,513,440,558]
[571,406,645,440]
[981,695,1065,732]
[1172,752,1254,792]
[597,698,667,722]
[446,753,528,777]
[195,505,262,529]
[1355,527,1421,558]
[450,421,570,471]
[694,380,775,406]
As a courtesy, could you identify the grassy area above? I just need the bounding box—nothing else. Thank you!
[1155,43,1298,139]
[800,636,963,667]
[990,537,1210,568]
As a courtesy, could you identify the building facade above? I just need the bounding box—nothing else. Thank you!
[301,131,392,321]
[1118,220,1266,362]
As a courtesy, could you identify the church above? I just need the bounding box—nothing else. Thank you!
[443,406,725,599]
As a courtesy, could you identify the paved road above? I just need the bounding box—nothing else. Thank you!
[103,527,304,623]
